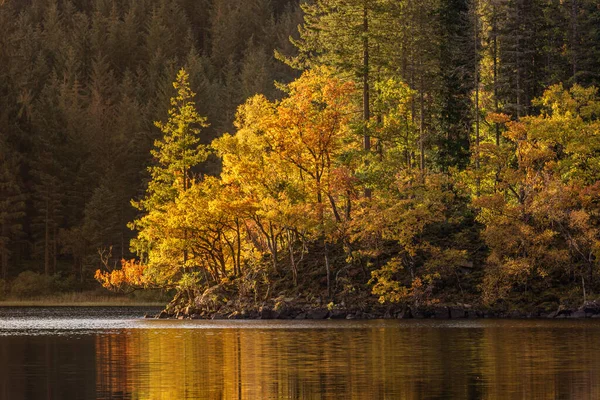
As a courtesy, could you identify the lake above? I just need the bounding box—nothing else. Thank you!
[0,307,598,399]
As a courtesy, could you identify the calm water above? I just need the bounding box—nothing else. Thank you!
[0,308,599,399]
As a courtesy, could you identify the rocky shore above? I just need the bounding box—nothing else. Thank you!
[149,295,600,321]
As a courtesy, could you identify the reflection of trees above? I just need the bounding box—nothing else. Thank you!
[480,325,600,400]
[92,322,600,400]
[0,336,97,400]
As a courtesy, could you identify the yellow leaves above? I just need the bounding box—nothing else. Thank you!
[477,94,600,302]
[370,257,442,305]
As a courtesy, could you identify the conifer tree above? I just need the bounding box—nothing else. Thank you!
[0,140,25,281]
[130,68,209,278]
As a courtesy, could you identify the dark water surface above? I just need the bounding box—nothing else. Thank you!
[0,308,599,399]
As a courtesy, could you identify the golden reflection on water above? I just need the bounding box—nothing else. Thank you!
[93,321,600,400]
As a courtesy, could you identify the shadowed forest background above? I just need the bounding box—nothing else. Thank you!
[1,0,599,314]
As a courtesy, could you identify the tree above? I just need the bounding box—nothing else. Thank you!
[434,0,476,170]
[476,84,600,304]
[286,0,398,195]
[0,140,25,281]
[127,68,209,286]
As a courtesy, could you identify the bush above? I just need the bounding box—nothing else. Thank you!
[10,271,54,298]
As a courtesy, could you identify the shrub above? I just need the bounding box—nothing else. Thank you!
[10,271,54,298]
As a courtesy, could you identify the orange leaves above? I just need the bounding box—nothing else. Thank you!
[95,259,150,292]
[476,84,600,304]
[486,112,511,125]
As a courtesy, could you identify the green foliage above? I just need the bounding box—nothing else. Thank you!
[128,69,209,286]
[10,271,55,298]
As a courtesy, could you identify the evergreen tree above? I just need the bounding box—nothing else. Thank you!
[130,69,209,271]
[434,0,476,170]
[0,139,25,281]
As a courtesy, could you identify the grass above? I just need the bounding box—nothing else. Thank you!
[0,291,167,307]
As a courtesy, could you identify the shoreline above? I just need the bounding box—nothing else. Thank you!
[0,302,164,307]
[152,301,600,321]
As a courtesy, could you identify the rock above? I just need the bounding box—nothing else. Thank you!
[329,310,348,319]
[295,313,307,320]
[582,301,600,315]
[158,310,169,319]
[144,314,152,319]
[228,311,243,320]
[177,315,185,320]
[556,305,573,317]
[275,305,291,319]
[569,310,587,318]
[396,309,412,319]
[307,309,329,319]
[592,314,600,319]
[449,307,466,319]
[346,314,355,320]
[410,307,426,319]
[546,311,558,318]
[434,307,450,319]
[259,306,274,319]
[212,312,229,320]
[507,311,524,319]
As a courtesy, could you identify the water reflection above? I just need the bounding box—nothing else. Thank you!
[94,321,600,400]
[1,319,600,399]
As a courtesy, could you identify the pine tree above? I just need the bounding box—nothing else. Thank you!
[130,68,209,270]
[0,139,25,281]
[434,0,476,170]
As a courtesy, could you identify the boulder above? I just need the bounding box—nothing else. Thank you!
[449,307,466,319]
[582,301,600,315]
[507,310,525,319]
[569,310,587,318]
[546,311,558,319]
[433,307,450,319]
[307,309,329,319]
[556,305,573,317]
[409,307,426,319]
[259,306,275,319]
[396,309,412,319]
[329,310,348,319]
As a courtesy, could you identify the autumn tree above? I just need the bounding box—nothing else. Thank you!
[476,84,600,304]
[98,69,209,291]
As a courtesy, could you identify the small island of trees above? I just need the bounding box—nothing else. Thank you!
[1,0,599,318]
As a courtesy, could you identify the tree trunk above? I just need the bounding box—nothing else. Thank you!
[324,239,331,298]
[363,4,372,199]
[474,0,480,196]
[44,199,50,276]
[1,223,7,281]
